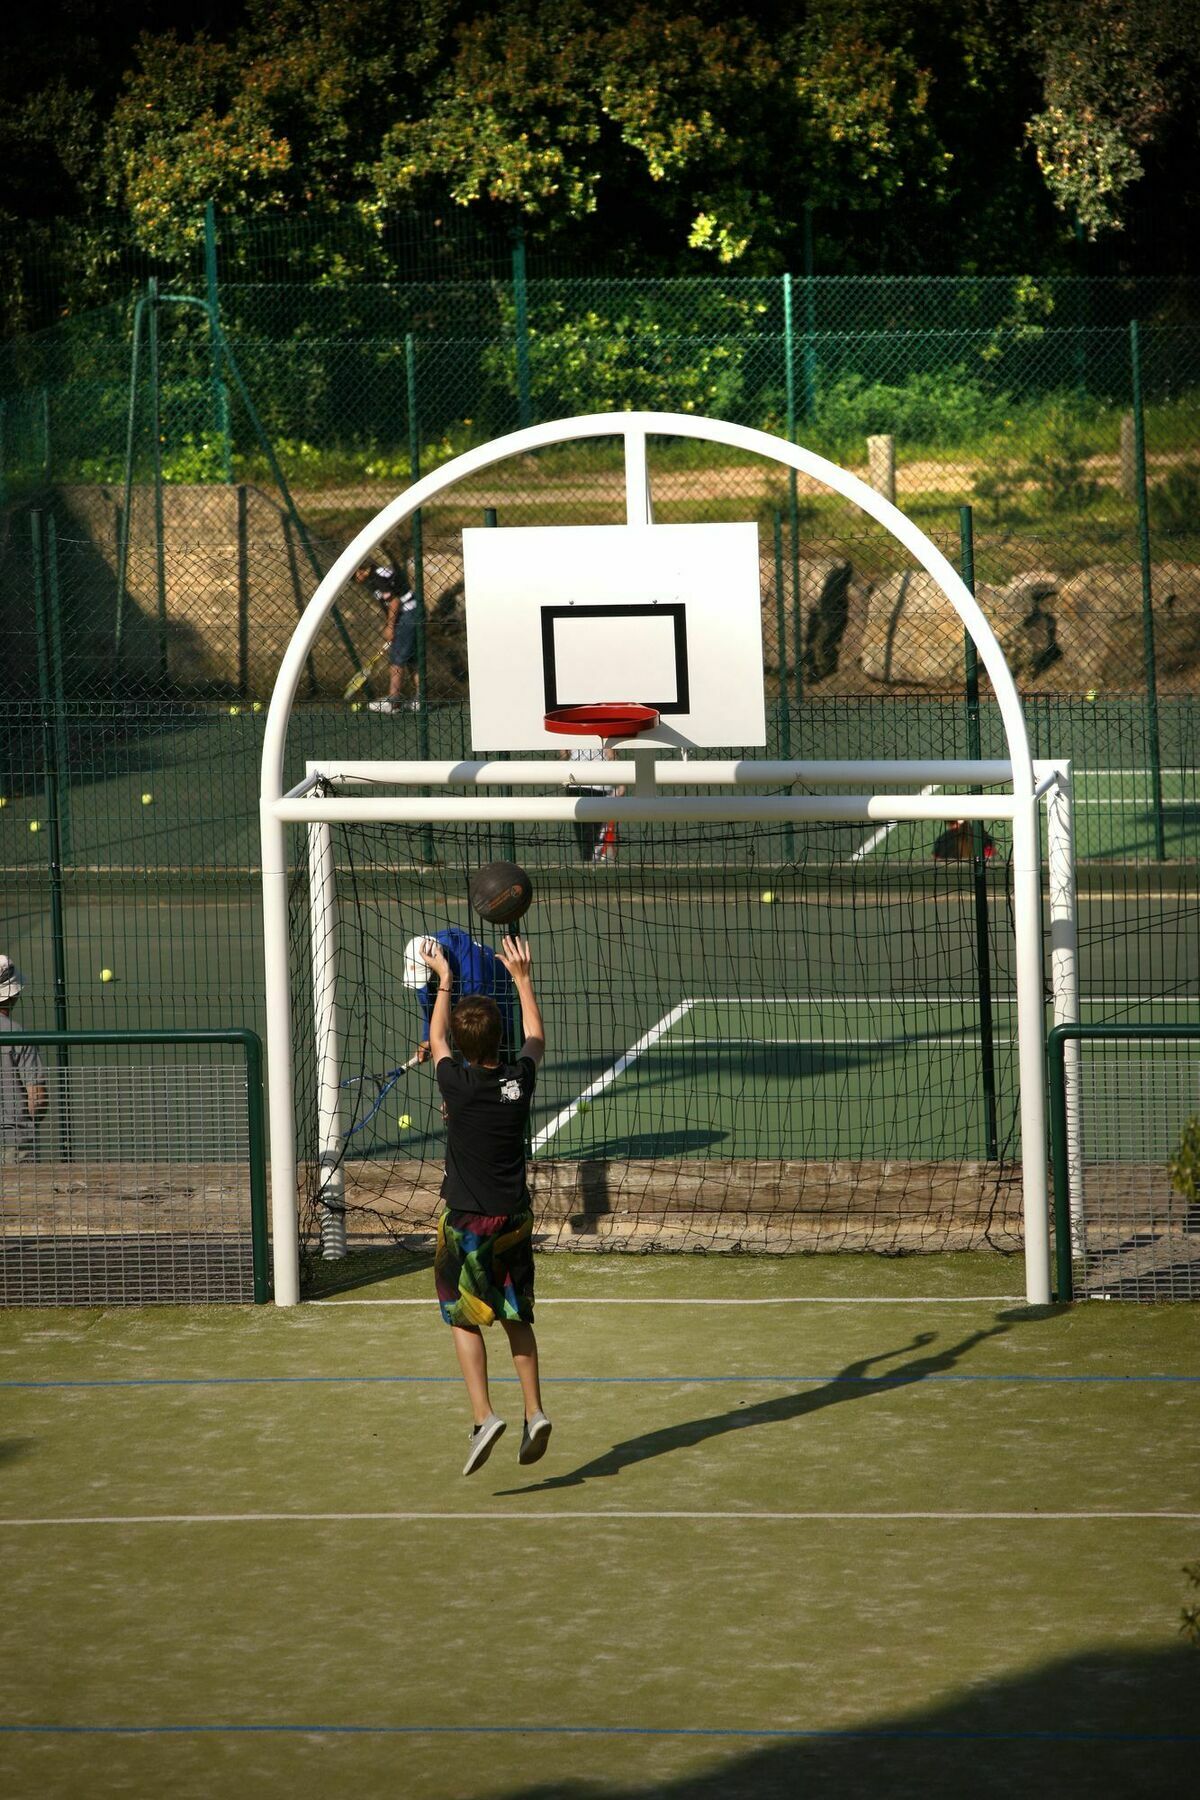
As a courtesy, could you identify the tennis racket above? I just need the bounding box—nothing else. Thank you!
[343,646,389,700]
[339,1051,422,1138]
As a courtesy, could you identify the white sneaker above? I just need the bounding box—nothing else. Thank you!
[463,1413,506,1476]
[518,1411,553,1465]
[368,698,396,714]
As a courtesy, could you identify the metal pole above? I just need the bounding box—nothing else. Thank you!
[802,204,818,419]
[406,335,433,863]
[29,513,69,1054]
[45,515,72,864]
[308,821,346,1259]
[783,273,803,703]
[261,803,301,1306]
[485,506,518,867]
[512,229,532,429]
[147,278,169,686]
[1129,320,1166,861]
[1047,1028,1075,1302]
[204,201,234,483]
[1045,763,1081,1253]
[960,505,998,1160]
[772,510,794,859]
[114,295,147,667]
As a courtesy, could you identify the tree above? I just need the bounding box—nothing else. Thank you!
[1027,0,1196,238]
[102,0,443,257]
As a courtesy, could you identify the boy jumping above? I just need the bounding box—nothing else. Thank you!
[420,932,552,1476]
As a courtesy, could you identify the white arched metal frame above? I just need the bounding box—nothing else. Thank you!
[262,411,1053,1306]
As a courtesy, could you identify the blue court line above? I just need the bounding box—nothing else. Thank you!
[0,1723,1195,1744]
[3,1373,1199,1390]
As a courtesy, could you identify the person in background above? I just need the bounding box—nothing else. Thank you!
[356,554,420,714]
[0,955,47,1163]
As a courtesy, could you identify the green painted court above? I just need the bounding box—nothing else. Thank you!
[1,1255,1197,1798]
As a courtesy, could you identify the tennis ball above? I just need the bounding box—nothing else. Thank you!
[1085,689,1098,703]
[398,1113,412,1129]
[228,704,241,716]
[0,795,7,808]
[577,1099,590,1113]
[28,820,40,833]
[251,701,263,713]
[350,702,362,713]
[141,792,153,806]
[100,968,113,983]
[761,890,775,904]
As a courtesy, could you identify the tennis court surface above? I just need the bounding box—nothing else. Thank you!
[2,1252,1197,1799]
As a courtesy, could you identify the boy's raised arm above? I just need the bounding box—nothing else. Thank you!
[496,935,545,1066]
[419,938,454,1063]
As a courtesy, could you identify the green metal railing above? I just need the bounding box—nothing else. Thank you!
[3,1027,270,1305]
[1048,1022,1200,1303]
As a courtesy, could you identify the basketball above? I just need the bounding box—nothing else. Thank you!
[469,860,533,927]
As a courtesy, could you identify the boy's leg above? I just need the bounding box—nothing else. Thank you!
[452,1324,494,1425]
[500,1318,543,1419]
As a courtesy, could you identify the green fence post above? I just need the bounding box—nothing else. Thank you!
[147,278,170,686]
[406,334,434,862]
[241,1028,271,1303]
[41,386,51,483]
[114,293,148,669]
[1046,1026,1075,1303]
[783,274,803,703]
[204,201,234,484]
[512,228,532,430]
[801,203,818,420]
[45,515,72,863]
[959,505,998,1161]
[1129,319,1167,861]
[29,512,69,1054]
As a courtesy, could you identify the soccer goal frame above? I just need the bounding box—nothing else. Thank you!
[261,410,1077,1308]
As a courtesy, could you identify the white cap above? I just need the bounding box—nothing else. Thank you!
[402,936,430,989]
[0,955,24,1003]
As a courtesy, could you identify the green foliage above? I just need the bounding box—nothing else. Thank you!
[481,289,769,419]
[1027,0,1192,238]
[810,368,1005,454]
[1168,1115,1200,1207]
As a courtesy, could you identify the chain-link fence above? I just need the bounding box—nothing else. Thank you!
[2,225,1197,1109]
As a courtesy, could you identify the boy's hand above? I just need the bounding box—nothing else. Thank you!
[419,938,452,981]
[496,934,533,983]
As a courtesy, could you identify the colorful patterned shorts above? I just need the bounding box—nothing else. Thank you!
[435,1206,535,1329]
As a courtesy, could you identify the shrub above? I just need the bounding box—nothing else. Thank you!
[809,368,1006,454]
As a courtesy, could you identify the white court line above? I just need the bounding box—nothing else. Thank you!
[531,1000,694,1151]
[666,1035,1019,1047]
[1,1510,1195,1527]
[314,1296,1026,1307]
[694,996,1195,1007]
[851,783,939,863]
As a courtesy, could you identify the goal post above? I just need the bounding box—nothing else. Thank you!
[261,410,1062,1307]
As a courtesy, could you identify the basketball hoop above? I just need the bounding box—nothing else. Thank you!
[544,703,659,740]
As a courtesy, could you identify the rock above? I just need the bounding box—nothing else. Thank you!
[1056,562,1200,688]
[859,570,972,686]
[860,566,1066,688]
[761,555,853,685]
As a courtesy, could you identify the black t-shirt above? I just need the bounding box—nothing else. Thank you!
[436,1056,537,1214]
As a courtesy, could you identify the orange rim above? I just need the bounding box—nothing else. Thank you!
[544,704,659,739]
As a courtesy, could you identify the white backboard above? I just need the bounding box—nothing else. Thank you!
[463,523,765,751]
